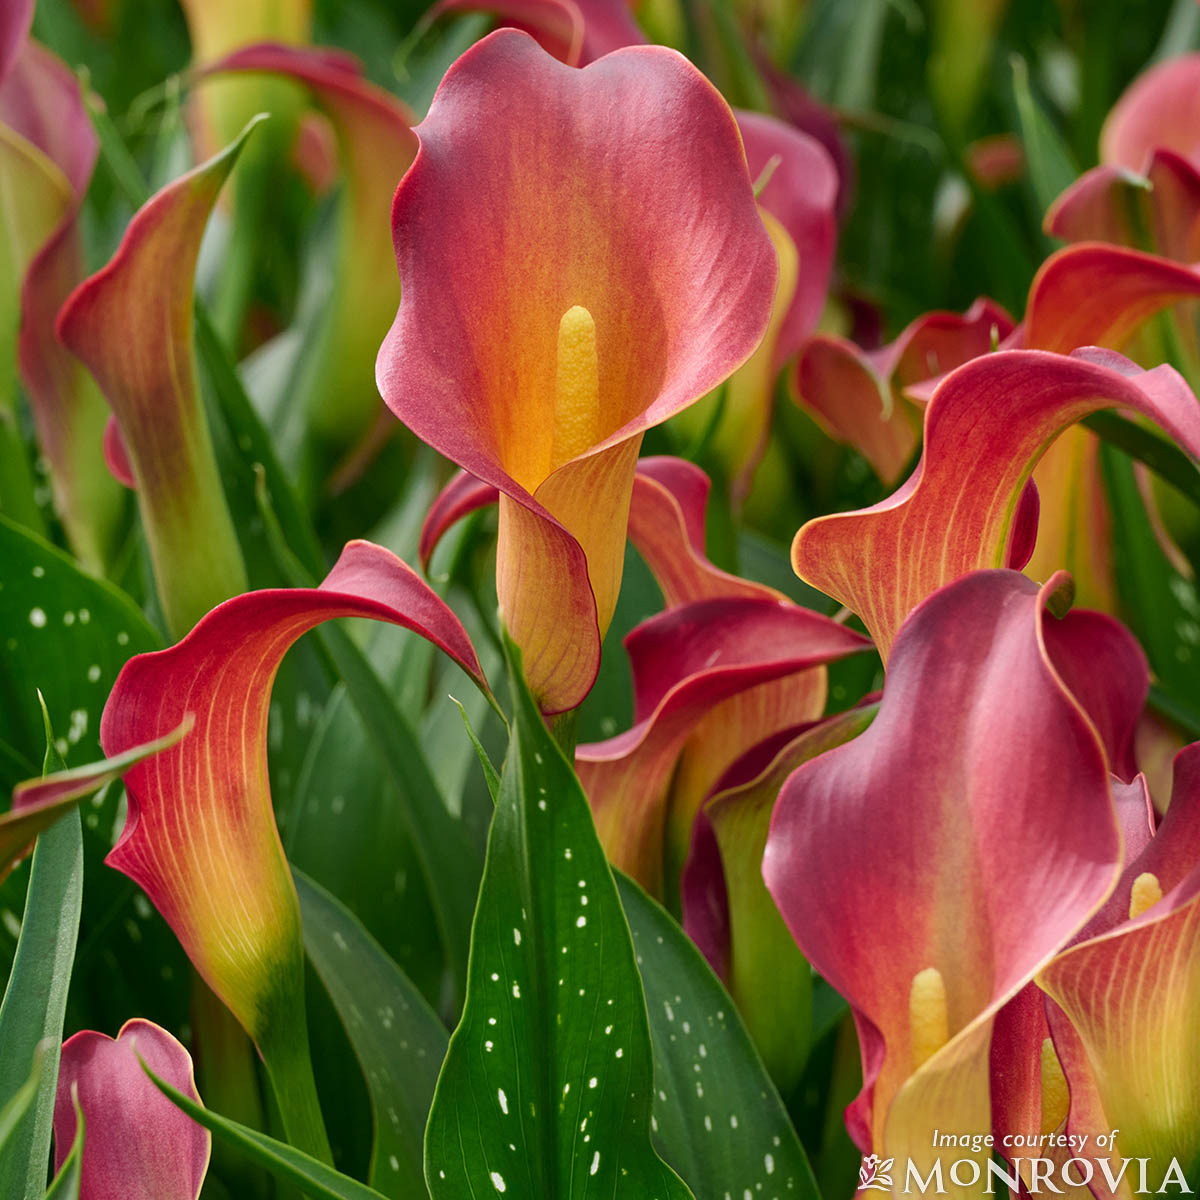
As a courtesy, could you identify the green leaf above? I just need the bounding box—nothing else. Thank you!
[0,516,159,794]
[1010,54,1080,221]
[424,636,692,1199]
[193,306,326,581]
[297,871,447,1199]
[0,712,84,1200]
[449,696,500,804]
[616,874,822,1200]
[1083,412,1200,514]
[289,687,444,1005]
[142,1061,389,1200]
[0,1051,41,1160]
[313,625,482,1012]
[42,1094,82,1200]
[1101,444,1200,708]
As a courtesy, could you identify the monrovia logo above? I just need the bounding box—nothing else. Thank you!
[858,1153,1195,1195]
[859,1154,895,1191]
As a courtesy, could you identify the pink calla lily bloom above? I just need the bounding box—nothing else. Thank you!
[793,348,1200,661]
[55,1019,210,1200]
[0,10,124,570]
[764,569,1131,1194]
[99,541,488,1110]
[792,297,1015,484]
[1046,55,1200,258]
[376,30,777,711]
[1037,746,1200,1192]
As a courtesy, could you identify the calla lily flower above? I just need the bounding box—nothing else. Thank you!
[1046,148,1200,263]
[376,30,777,712]
[58,128,255,638]
[100,539,487,1151]
[792,297,1014,484]
[998,243,1200,613]
[0,17,124,571]
[201,44,417,447]
[1037,746,1200,1191]
[54,1019,210,1200]
[1044,57,1200,379]
[578,593,868,898]
[763,569,1126,1191]
[798,243,1200,619]
[1100,53,1200,174]
[984,779,1156,1193]
[792,348,1200,661]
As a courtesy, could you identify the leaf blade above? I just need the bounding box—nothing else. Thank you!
[424,637,692,1198]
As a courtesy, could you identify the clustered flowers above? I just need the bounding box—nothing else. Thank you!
[1,2,1199,1198]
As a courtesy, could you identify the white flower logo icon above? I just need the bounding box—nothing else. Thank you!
[859,1153,895,1192]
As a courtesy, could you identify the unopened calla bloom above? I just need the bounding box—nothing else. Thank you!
[202,44,417,446]
[55,1019,210,1200]
[793,348,1200,660]
[377,30,776,711]
[764,570,1127,1192]
[681,703,876,1091]
[1038,746,1200,1190]
[100,540,487,1147]
[58,128,255,638]
[0,13,124,570]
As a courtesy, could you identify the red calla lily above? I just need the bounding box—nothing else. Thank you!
[100,540,487,1128]
[573,457,869,895]
[792,348,1200,661]
[1046,149,1200,264]
[376,30,777,711]
[792,297,1015,484]
[764,570,1125,1190]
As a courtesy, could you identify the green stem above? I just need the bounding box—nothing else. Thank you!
[258,1011,333,1168]
[547,708,579,762]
